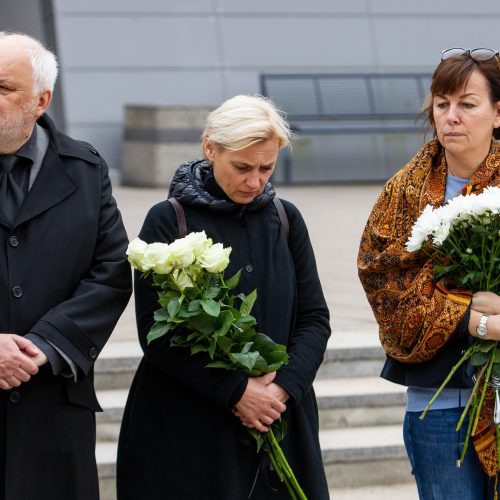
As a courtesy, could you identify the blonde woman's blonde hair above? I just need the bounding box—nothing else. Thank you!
[202,95,292,152]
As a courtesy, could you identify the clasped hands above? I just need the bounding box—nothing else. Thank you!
[233,372,289,433]
[0,334,48,390]
[469,291,500,339]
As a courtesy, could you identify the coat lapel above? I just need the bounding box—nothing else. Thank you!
[11,143,77,229]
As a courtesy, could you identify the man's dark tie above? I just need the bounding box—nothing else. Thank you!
[0,155,27,223]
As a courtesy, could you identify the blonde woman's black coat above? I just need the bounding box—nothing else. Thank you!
[117,161,331,500]
[0,115,131,500]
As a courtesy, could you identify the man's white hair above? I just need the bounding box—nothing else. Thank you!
[0,31,58,94]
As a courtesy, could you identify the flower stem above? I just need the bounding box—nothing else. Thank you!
[456,362,488,431]
[458,402,476,465]
[265,429,308,500]
[420,344,476,420]
[471,350,496,435]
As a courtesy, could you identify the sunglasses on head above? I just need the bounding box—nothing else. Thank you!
[441,47,499,62]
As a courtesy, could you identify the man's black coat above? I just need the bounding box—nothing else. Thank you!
[0,114,131,500]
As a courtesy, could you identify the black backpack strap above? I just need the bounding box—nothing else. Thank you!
[273,198,289,242]
[167,198,187,237]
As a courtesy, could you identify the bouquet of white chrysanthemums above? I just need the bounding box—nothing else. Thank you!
[406,186,500,293]
[406,186,500,467]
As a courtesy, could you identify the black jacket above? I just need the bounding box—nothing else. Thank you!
[0,114,131,500]
[381,310,475,388]
[117,160,331,500]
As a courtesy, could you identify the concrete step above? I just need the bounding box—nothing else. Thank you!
[315,376,406,429]
[95,340,141,391]
[94,330,386,390]
[96,424,412,499]
[97,442,117,500]
[96,389,128,441]
[321,425,412,488]
[331,483,418,500]
[319,331,385,379]
[95,376,406,440]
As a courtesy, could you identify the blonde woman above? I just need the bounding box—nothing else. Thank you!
[117,95,331,499]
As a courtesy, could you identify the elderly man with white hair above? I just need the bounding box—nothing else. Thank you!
[0,32,131,500]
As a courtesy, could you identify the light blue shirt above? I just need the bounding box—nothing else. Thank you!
[407,173,471,411]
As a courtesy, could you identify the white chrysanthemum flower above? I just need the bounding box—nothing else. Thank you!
[475,186,500,215]
[405,205,440,252]
[432,220,451,246]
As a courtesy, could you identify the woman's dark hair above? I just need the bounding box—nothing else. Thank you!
[424,55,500,140]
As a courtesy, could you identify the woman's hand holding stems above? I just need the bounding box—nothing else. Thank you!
[469,291,500,339]
[233,371,290,433]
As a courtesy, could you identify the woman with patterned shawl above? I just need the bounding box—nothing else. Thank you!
[358,49,500,499]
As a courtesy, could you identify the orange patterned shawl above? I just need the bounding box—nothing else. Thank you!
[358,139,500,363]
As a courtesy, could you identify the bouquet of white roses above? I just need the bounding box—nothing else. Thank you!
[406,186,500,466]
[127,231,307,500]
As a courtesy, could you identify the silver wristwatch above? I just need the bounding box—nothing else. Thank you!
[476,314,489,339]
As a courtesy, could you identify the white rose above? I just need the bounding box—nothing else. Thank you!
[197,243,231,273]
[185,231,213,257]
[126,238,149,271]
[172,269,193,291]
[168,238,195,269]
[142,242,173,274]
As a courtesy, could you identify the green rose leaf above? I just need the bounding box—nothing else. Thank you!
[191,344,209,355]
[248,428,265,453]
[202,287,220,300]
[188,299,202,312]
[168,298,181,318]
[216,336,232,353]
[147,321,175,344]
[225,270,242,290]
[231,351,259,372]
[153,308,170,322]
[213,310,234,338]
[206,361,236,370]
[201,298,221,317]
[239,289,257,316]
[471,351,491,365]
[158,291,180,308]
[477,340,497,353]
[187,314,218,335]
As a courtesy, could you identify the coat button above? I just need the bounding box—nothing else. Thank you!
[9,236,19,247]
[9,391,21,403]
[11,286,23,298]
[245,264,253,273]
[88,347,98,359]
[241,438,250,447]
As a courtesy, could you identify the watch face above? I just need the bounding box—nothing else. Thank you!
[477,323,487,337]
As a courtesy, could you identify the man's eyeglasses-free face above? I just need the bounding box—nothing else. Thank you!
[441,48,499,62]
